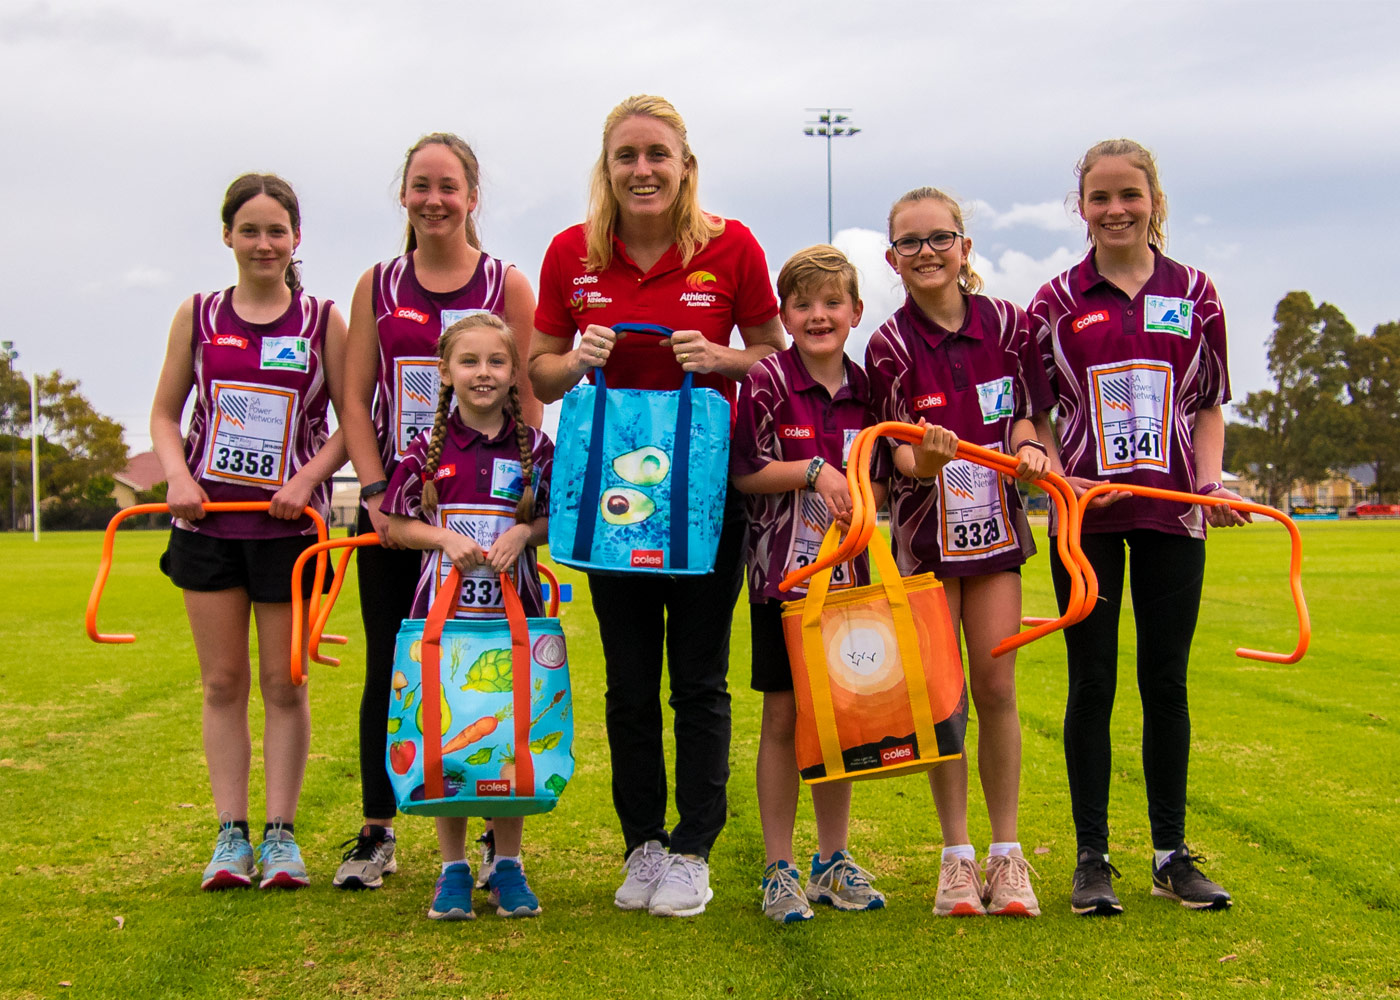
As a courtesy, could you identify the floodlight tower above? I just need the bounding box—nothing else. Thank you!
[2,341,16,531]
[803,108,861,244]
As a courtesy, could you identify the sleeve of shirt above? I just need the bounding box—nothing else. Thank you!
[728,224,781,329]
[867,418,895,481]
[864,326,911,426]
[1010,303,1056,417]
[533,232,581,341]
[731,363,779,476]
[381,440,426,521]
[1195,274,1231,408]
[532,431,554,517]
[1026,285,1060,400]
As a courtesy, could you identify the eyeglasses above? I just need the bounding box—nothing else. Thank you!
[890,232,963,256]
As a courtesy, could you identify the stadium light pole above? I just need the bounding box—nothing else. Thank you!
[803,108,861,244]
[2,340,16,531]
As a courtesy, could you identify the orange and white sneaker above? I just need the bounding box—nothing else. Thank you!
[933,854,986,916]
[983,848,1040,917]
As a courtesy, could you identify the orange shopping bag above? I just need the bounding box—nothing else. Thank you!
[783,525,968,783]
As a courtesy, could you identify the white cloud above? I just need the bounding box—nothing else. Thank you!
[969,199,1079,233]
[973,247,1083,308]
[120,266,173,289]
[1193,214,1213,226]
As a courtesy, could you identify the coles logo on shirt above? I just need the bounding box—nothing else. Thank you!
[679,270,718,307]
[394,307,429,324]
[914,392,947,411]
[1073,311,1109,333]
[780,424,815,440]
[433,464,456,481]
[631,549,664,569]
[213,334,248,350]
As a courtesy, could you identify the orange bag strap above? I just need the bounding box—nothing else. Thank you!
[421,566,461,802]
[500,572,536,797]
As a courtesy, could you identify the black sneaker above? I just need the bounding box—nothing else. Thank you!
[1151,845,1232,910]
[1071,849,1123,916]
[333,825,397,889]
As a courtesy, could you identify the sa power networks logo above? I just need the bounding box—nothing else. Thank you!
[569,287,613,312]
[680,270,719,307]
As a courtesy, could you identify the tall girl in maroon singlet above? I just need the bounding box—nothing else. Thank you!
[332,133,540,889]
[150,173,347,891]
[865,188,1053,918]
[1030,140,1247,916]
[381,313,553,920]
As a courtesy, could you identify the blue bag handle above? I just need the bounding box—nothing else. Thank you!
[572,323,692,570]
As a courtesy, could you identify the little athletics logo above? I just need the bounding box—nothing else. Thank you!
[476,779,510,796]
[630,549,664,569]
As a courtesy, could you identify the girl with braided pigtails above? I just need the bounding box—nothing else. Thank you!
[381,312,553,920]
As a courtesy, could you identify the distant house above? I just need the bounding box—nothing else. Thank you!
[112,451,165,509]
[1230,466,1375,511]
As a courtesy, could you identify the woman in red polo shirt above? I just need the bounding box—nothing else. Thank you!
[530,94,784,918]
[1029,139,1249,917]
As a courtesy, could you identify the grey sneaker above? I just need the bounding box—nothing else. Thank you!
[933,854,986,916]
[258,822,309,889]
[202,817,256,890]
[762,861,814,924]
[649,853,713,918]
[474,828,496,890]
[614,840,668,911]
[982,848,1039,917]
[806,850,886,911]
[333,825,397,889]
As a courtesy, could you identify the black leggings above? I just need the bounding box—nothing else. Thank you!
[1051,529,1205,854]
[355,507,422,819]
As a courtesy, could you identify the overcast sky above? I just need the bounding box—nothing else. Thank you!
[2,0,1395,454]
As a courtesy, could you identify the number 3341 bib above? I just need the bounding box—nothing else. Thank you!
[1087,360,1174,475]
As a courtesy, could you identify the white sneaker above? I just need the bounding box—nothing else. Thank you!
[614,840,668,911]
[648,853,713,917]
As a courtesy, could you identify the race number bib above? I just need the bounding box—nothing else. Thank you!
[936,450,1015,561]
[783,490,854,595]
[434,504,516,617]
[393,357,442,458]
[1088,360,1173,475]
[205,381,297,488]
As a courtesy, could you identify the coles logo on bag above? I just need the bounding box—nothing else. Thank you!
[879,743,915,766]
[780,424,815,439]
[630,549,664,569]
[214,334,248,350]
[1073,311,1109,333]
[914,393,946,410]
[476,780,510,796]
[394,307,429,324]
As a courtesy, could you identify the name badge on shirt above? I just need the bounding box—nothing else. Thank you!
[260,336,310,372]
[842,428,859,468]
[490,458,530,502]
[440,309,479,331]
[1143,296,1192,338]
[975,377,1014,424]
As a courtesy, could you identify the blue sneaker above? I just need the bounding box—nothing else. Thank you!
[806,850,886,911]
[258,821,309,889]
[202,817,256,890]
[487,859,541,917]
[761,861,814,924]
[428,863,475,920]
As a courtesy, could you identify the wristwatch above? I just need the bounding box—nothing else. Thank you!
[1196,481,1223,496]
[805,456,827,490]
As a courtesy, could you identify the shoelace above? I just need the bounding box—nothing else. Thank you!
[658,855,705,892]
[985,853,1038,891]
[339,831,385,862]
[260,818,298,866]
[623,846,669,885]
[1074,857,1122,887]
[941,855,981,892]
[762,865,805,909]
[827,856,877,890]
[211,828,247,863]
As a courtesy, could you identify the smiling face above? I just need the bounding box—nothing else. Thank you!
[401,143,478,244]
[1079,154,1155,253]
[223,193,299,285]
[885,199,970,305]
[439,322,514,423]
[605,114,690,225]
[781,277,863,367]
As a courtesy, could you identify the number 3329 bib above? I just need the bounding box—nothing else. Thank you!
[433,504,516,617]
[936,448,1015,562]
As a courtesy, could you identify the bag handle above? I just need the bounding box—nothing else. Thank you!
[799,524,939,779]
[420,566,460,802]
[500,572,536,797]
[571,322,691,570]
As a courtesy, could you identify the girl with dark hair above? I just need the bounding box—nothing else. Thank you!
[150,173,347,890]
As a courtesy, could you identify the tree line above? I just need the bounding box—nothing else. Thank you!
[1226,291,1399,510]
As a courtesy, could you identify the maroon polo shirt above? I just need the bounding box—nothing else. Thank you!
[1028,249,1231,539]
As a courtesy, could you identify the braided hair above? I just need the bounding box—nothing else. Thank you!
[419,312,534,523]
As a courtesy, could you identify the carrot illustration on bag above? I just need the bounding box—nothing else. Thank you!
[441,704,512,755]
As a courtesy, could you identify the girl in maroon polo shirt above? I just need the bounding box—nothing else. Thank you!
[529,94,784,918]
[332,133,540,890]
[150,174,347,891]
[382,312,552,921]
[1029,140,1248,917]
[866,187,1053,918]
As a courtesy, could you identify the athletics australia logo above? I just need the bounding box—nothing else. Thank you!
[680,270,718,307]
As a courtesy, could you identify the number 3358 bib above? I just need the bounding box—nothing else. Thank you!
[936,448,1015,561]
[1087,360,1174,475]
[205,381,298,487]
[433,504,516,617]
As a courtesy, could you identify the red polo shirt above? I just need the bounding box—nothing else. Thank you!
[534,220,779,402]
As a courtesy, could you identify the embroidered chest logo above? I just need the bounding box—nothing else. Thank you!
[394,307,429,324]
[433,464,456,481]
[1072,311,1109,333]
[780,424,815,440]
[214,334,248,350]
[914,392,947,411]
[680,270,719,307]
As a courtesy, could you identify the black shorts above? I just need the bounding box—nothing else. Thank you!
[749,599,796,693]
[159,527,335,603]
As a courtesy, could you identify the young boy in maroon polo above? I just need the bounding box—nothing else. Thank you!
[731,245,890,923]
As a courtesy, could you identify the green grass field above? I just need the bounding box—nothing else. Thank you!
[3,522,1398,999]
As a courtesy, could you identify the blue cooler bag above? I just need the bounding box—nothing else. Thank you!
[387,567,574,817]
[549,323,731,575]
